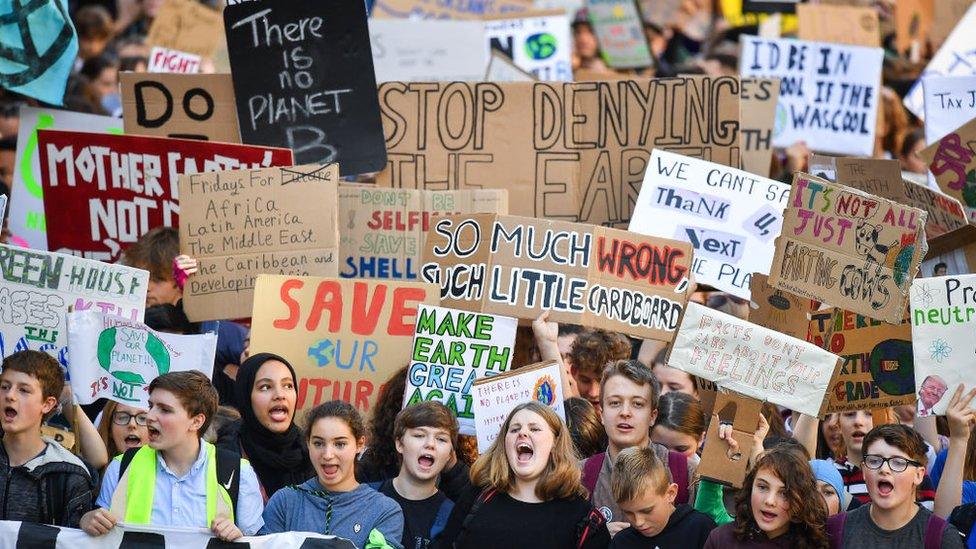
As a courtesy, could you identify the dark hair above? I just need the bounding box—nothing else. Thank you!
[363,366,409,477]
[564,397,607,458]
[733,449,829,549]
[0,136,16,153]
[1,350,64,413]
[394,401,459,450]
[122,226,179,281]
[79,53,118,82]
[762,436,811,460]
[569,329,631,377]
[600,359,660,408]
[144,304,194,334]
[304,400,366,441]
[900,127,925,159]
[654,392,706,441]
[75,5,113,40]
[557,324,585,337]
[862,424,928,466]
[119,56,147,72]
[934,262,948,271]
[149,370,218,435]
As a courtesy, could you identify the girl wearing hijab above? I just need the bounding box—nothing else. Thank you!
[218,352,313,501]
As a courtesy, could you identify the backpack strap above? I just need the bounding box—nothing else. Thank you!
[430,497,455,540]
[575,507,607,549]
[215,447,241,520]
[118,447,140,478]
[924,512,949,549]
[581,454,606,500]
[950,503,976,542]
[826,511,847,549]
[667,450,690,504]
[454,488,497,547]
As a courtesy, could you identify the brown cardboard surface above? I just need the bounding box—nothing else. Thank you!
[376,78,741,227]
[338,185,507,279]
[924,224,976,260]
[146,0,223,58]
[698,392,762,487]
[808,308,915,413]
[797,4,881,47]
[249,274,439,415]
[747,273,813,340]
[120,73,240,143]
[371,0,532,19]
[421,213,694,341]
[919,117,976,223]
[740,77,779,177]
[931,0,975,51]
[895,0,934,55]
[179,165,340,321]
[768,172,928,324]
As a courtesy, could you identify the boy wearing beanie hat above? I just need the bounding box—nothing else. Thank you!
[811,459,848,516]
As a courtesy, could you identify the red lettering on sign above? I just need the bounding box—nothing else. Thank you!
[273,278,304,329]
[352,282,385,335]
[389,287,426,335]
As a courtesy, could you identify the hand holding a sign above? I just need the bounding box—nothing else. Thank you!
[934,384,976,518]
[532,311,578,399]
[718,413,770,467]
[211,515,243,541]
[80,507,118,536]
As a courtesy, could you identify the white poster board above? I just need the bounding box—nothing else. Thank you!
[909,274,976,417]
[403,304,517,435]
[147,46,202,73]
[922,75,976,189]
[369,19,488,82]
[629,149,791,298]
[67,310,216,408]
[668,302,840,417]
[904,4,976,119]
[485,12,573,81]
[471,360,565,452]
[739,36,883,156]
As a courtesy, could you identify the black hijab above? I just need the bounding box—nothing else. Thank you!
[234,353,312,497]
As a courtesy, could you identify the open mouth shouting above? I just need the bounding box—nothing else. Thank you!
[417,453,436,471]
[123,434,143,448]
[320,463,340,478]
[850,431,866,446]
[875,479,895,498]
[2,406,17,423]
[268,404,290,423]
[758,509,780,524]
[516,442,535,464]
[147,426,161,442]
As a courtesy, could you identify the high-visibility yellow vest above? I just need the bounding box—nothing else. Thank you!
[109,442,235,526]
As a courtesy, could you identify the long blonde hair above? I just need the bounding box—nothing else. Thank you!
[470,401,586,501]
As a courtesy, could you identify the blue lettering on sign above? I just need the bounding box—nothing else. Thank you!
[340,256,417,279]
[308,338,378,372]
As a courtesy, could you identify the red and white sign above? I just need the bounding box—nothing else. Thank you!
[148,46,202,74]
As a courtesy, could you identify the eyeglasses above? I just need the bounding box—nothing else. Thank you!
[112,412,148,426]
[862,454,923,473]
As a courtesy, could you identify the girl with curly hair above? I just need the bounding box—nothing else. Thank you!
[703,448,829,549]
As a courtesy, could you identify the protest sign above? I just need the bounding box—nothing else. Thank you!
[0,0,77,105]
[922,75,976,189]
[179,165,340,321]
[796,4,880,47]
[740,37,883,156]
[740,77,780,177]
[903,3,976,118]
[369,20,488,83]
[147,46,201,74]
[249,275,439,413]
[721,0,799,33]
[895,0,933,57]
[919,117,976,222]
[629,150,791,298]
[471,360,565,451]
[0,520,355,549]
[768,172,928,324]
[748,273,813,340]
[404,304,517,435]
[0,195,6,225]
[807,308,915,414]
[67,310,216,408]
[338,185,508,280]
[699,392,763,487]
[668,302,840,417]
[922,224,976,277]
[146,0,223,58]
[586,0,654,69]
[38,130,293,261]
[910,274,976,416]
[486,51,538,82]
[638,0,682,27]
[485,11,573,81]
[120,73,241,142]
[371,0,532,19]
[11,107,121,250]
[0,244,148,366]
[421,213,694,341]
[931,0,974,51]
[224,0,387,176]
[377,78,741,227]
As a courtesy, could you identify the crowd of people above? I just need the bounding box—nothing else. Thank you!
[0,0,975,548]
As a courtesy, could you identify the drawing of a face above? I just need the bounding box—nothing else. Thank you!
[918,376,948,409]
[855,222,880,257]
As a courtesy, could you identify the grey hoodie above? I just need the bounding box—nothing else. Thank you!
[0,437,96,527]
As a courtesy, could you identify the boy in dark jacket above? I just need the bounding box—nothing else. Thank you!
[0,351,95,527]
[610,446,715,548]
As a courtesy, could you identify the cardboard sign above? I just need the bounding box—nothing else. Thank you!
[903,3,976,118]
[768,172,928,324]
[922,224,976,277]
[376,78,741,227]
[895,0,934,56]
[808,308,915,413]
[0,0,77,105]
[668,302,840,417]
[249,275,439,413]
[120,73,240,143]
[338,185,508,280]
[38,130,294,261]
[471,360,565,451]
[485,12,573,81]
[931,0,975,51]
[369,20,488,83]
[67,310,216,408]
[748,273,813,340]
[586,0,654,69]
[922,75,976,189]
[796,4,880,47]
[403,304,517,435]
[179,165,340,322]
[919,117,976,222]
[638,0,682,27]
[146,0,223,58]
[371,0,532,19]
[699,393,762,487]
[11,107,121,250]
[740,37,883,156]
[485,51,538,82]
[629,150,791,298]
[910,274,976,416]
[224,0,387,176]
[421,213,693,341]
[147,47,201,74]
[740,77,780,177]
[0,244,148,365]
